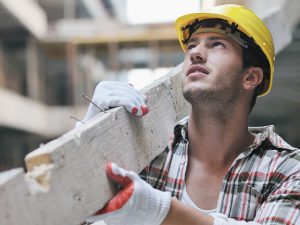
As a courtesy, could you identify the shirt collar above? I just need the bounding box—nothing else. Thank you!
[173,117,296,153]
[250,125,296,150]
[173,116,189,140]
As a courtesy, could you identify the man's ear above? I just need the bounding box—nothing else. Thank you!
[243,67,264,92]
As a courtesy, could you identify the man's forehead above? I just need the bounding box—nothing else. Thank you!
[188,32,231,43]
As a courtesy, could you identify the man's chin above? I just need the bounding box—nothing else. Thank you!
[182,87,213,104]
[182,83,210,96]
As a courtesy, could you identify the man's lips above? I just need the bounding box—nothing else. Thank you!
[186,65,209,77]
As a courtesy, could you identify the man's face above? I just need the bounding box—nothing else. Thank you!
[182,32,244,108]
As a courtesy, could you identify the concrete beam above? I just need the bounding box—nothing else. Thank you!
[80,0,110,19]
[0,64,189,225]
[0,0,47,39]
[25,39,41,101]
[281,0,300,33]
[45,21,176,44]
[262,6,293,54]
[257,0,300,53]
[0,88,84,137]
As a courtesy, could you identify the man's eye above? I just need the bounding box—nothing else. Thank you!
[212,42,225,47]
[187,44,196,50]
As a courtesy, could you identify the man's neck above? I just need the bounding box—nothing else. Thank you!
[187,107,255,170]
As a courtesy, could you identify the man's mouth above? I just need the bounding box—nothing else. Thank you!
[186,65,209,77]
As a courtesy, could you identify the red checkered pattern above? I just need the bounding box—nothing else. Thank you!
[140,117,300,224]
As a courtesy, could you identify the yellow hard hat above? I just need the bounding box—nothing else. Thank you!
[175,4,275,96]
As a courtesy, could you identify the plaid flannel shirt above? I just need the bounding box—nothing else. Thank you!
[140,117,300,224]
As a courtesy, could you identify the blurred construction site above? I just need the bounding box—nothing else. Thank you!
[0,0,299,172]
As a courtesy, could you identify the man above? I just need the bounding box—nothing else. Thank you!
[81,4,300,225]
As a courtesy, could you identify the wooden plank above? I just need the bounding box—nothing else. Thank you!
[0,64,189,225]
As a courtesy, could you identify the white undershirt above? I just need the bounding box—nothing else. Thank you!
[180,185,217,214]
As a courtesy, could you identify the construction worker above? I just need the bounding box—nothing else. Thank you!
[81,4,300,225]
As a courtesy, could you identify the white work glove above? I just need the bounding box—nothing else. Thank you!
[81,81,148,124]
[86,163,171,225]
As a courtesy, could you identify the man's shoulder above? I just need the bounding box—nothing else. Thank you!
[250,125,298,152]
[249,125,300,175]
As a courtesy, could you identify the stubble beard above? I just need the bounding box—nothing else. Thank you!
[182,72,243,123]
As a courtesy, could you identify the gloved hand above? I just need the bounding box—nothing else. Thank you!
[81,81,149,125]
[86,163,171,225]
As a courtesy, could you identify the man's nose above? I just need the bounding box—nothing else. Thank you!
[189,45,207,64]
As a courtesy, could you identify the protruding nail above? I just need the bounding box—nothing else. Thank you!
[70,116,85,124]
[82,94,106,113]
